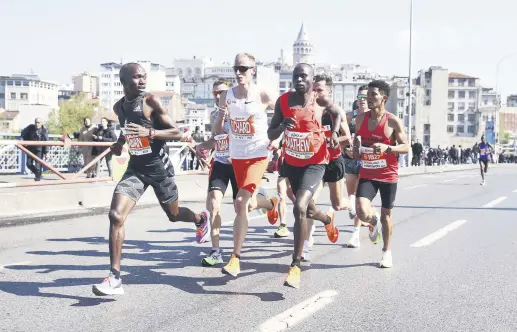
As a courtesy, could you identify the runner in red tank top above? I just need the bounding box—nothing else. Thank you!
[352,80,409,269]
[268,63,342,289]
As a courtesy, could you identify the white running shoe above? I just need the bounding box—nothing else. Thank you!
[92,272,124,296]
[348,230,361,248]
[380,250,393,268]
[480,180,485,185]
[302,242,310,261]
[369,210,381,244]
[307,223,316,247]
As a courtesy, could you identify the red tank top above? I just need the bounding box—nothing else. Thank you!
[322,110,341,161]
[357,112,398,182]
[280,92,328,167]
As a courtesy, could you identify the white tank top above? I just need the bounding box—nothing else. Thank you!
[226,86,269,159]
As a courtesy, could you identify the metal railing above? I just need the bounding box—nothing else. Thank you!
[0,135,210,187]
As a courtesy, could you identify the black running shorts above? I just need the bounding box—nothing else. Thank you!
[115,167,178,204]
[323,156,346,183]
[285,163,325,195]
[208,161,238,200]
[479,159,489,172]
[356,178,397,209]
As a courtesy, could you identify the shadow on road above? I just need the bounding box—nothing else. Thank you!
[1,226,356,307]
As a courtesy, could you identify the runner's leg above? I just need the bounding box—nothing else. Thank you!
[108,194,137,274]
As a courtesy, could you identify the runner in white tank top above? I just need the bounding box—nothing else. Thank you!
[214,53,282,277]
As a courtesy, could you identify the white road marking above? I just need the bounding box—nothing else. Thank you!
[404,184,428,190]
[410,220,467,248]
[259,290,338,332]
[482,196,507,208]
[0,261,32,270]
[443,179,455,183]
[513,189,517,193]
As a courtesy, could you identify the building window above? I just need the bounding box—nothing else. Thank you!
[469,91,476,99]
[484,99,488,105]
[398,101,404,108]
[0,93,4,98]
[457,125,464,133]
[10,93,16,99]
[0,81,4,86]
[448,102,454,110]
[280,82,286,88]
[458,91,466,98]
[426,89,431,97]
[448,91,455,98]
[458,102,465,111]
[7,80,14,86]
[458,114,465,121]
[20,93,28,100]
[15,81,22,86]
[468,79,475,87]
[447,125,454,133]
[468,102,476,109]
[448,114,454,121]
[468,125,475,133]
[468,114,475,122]
[23,81,29,86]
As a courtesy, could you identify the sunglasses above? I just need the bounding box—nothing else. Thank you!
[233,66,253,73]
[212,90,226,97]
[357,94,367,100]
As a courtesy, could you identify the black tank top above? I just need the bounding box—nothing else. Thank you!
[114,94,172,177]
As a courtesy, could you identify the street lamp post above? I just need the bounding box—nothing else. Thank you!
[407,0,414,166]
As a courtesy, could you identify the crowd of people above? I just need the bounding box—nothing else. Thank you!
[412,141,497,166]
[90,54,411,296]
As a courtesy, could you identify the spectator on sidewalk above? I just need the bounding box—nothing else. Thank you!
[411,139,423,166]
[190,126,204,170]
[91,117,117,178]
[21,117,49,181]
[79,117,97,178]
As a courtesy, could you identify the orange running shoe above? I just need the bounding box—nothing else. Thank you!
[324,209,339,243]
[267,196,279,225]
[284,265,301,289]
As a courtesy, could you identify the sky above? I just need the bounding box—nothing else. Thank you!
[1,0,517,99]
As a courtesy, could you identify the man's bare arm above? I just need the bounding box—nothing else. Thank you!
[146,96,183,140]
[268,98,285,141]
[213,91,228,135]
[338,109,352,145]
[389,116,409,154]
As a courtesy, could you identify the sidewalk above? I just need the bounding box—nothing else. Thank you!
[0,163,512,225]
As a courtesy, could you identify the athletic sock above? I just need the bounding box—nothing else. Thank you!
[233,253,241,259]
[110,268,121,280]
[211,248,220,254]
[280,223,287,227]
[323,215,331,226]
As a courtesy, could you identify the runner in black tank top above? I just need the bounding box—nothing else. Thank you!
[92,63,210,296]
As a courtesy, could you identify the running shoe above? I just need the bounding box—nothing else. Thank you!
[274,224,290,238]
[267,196,279,225]
[480,180,485,185]
[222,254,240,277]
[347,230,361,248]
[92,272,124,296]
[324,209,339,243]
[380,250,393,268]
[368,208,381,244]
[307,223,316,247]
[257,188,268,215]
[201,250,223,267]
[196,210,211,244]
[284,265,301,289]
[302,242,310,262]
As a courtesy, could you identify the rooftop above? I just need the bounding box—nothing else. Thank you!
[0,110,20,120]
[448,72,477,79]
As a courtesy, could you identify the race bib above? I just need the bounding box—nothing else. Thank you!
[214,134,230,158]
[125,134,152,156]
[230,115,256,140]
[322,125,334,148]
[284,130,315,159]
[361,150,387,169]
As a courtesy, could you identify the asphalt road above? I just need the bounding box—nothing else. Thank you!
[1,167,517,332]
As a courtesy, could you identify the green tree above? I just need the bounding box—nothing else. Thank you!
[46,93,96,134]
[502,131,511,144]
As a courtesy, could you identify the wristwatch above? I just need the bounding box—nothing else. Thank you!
[149,128,156,139]
[332,130,339,136]
[387,146,392,153]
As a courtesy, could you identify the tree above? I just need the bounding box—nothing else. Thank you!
[502,131,511,144]
[46,93,96,134]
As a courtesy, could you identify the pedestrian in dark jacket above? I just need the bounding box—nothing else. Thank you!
[21,117,49,181]
[92,117,117,177]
